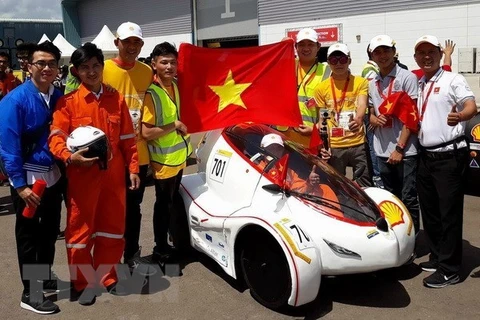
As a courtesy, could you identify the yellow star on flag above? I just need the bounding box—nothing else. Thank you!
[209,70,251,113]
[383,100,394,113]
[410,110,417,121]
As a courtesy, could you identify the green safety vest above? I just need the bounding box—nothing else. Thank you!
[146,83,192,166]
[276,61,331,131]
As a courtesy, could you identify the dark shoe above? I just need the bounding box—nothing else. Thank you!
[77,287,96,306]
[125,247,157,277]
[152,247,179,264]
[423,270,460,288]
[57,230,65,240]
[419,260,438,272]
[20,291,59,314]
[42,272,72,293]
[107,282,129,296]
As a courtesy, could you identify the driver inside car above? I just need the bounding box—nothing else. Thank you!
[254,134,339,204]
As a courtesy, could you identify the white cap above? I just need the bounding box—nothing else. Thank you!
[369,35,395,52]
[414,35,441,50]
[116,22,143,40]
[261,134,284,148]
[296,28,318,43]
[327,43,350,57]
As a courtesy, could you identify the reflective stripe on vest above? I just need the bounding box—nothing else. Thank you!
[148,136,191,155]
[147,83,192,166]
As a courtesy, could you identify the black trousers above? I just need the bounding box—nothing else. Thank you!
[12,180,63,293]
[153,169,183,254]
[417,149,468,274]
[123,164,149,261]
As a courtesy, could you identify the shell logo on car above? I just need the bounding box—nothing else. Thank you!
[471,124,480,142]
[379,200,405,228]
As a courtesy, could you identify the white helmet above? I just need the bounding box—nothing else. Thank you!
[66,126,109,170]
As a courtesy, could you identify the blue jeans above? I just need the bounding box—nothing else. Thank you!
[377,156,420,234]
[364,115,380,177]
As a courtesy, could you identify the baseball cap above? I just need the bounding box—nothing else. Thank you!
[116,22,143,40]
[369,35,395,52]
[414,35,441,50]
[296,28,318,43]
[261,134,284,148]
[327,43,350,57]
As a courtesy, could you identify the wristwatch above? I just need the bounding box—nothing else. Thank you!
[395,144,405,154]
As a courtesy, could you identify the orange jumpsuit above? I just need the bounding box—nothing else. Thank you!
[259,159,342,216]
[49,83,139,291]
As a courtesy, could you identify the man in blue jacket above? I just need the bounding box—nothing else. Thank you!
[0,41,65,314]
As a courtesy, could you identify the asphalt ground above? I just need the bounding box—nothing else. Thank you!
[0,137,479,319]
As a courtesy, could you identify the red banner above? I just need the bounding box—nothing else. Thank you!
[286,26,339,44]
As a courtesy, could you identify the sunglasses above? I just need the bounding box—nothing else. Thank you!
[328,55,349,65]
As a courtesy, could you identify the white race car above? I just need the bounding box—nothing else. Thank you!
[177,123,415,309]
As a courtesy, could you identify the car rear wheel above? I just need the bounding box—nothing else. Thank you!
[240,229,291,309]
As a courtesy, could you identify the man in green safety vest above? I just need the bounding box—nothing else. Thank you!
[141,42,192,263]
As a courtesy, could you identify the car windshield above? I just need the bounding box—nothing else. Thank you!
[225,124,381,225]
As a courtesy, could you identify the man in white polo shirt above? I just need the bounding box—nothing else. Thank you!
[414,35,477,288]
[368,35,420,234]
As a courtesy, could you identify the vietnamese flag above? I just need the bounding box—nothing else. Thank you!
[177,41,302,133]
[378,91,419,133]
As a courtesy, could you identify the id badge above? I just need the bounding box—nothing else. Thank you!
[338,112,353,130]
[331,127,345,137]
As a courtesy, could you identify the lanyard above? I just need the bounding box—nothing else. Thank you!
[419,80,435,121]
[376,76,395,100]
[297,62,317,93]
[330,75,350,122]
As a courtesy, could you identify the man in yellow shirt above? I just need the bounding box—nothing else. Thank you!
[314,43,372,187]
[103,21,155,276]
[142,42,192,263]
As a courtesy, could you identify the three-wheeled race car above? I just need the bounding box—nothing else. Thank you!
[178,123,415,309]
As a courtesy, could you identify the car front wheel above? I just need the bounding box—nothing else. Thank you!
[240,229,292,309]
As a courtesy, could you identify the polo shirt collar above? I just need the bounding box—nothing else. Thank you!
[419,67,444,85]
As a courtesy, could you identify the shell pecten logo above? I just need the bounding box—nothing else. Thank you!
[471,124,480,142]
[379,201,404,228]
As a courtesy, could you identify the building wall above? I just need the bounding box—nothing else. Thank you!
[0,20,63,68]
[259,3,480,77]
[76,0,192,57]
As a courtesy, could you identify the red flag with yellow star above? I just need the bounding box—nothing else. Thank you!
[378,91,419,133]
[177,41,302,133]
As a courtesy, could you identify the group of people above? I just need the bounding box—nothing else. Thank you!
[0,20,476,315]
[0,21,191,314]
[283,28,476,290]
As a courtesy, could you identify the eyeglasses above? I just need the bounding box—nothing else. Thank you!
[0,60,8,65]
[328,55,349,65]
[30,60,58,70]
[17,56,28,61]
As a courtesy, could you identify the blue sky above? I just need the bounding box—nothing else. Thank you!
[0,0,62,20]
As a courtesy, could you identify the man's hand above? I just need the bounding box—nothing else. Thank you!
[297,124,313,135]
[373,114,388,127]
[104,84,117,93]
[443,39,456,57]
[348,114,363,132]
[320,148,331,161]
[387,150,403,165]
[129,173,140,190]
[308,171,321,186]
[17,186,41,208]
[175,120,188,136]
[70,147,99,167]
[447,105,463,126]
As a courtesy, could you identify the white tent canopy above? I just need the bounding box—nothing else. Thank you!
[91,25,117,55]
[38,34,51,44]
[52,33,76,59]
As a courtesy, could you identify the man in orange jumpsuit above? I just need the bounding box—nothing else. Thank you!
[49,43,140,306]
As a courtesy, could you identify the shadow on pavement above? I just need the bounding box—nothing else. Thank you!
[0,194,14,216]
